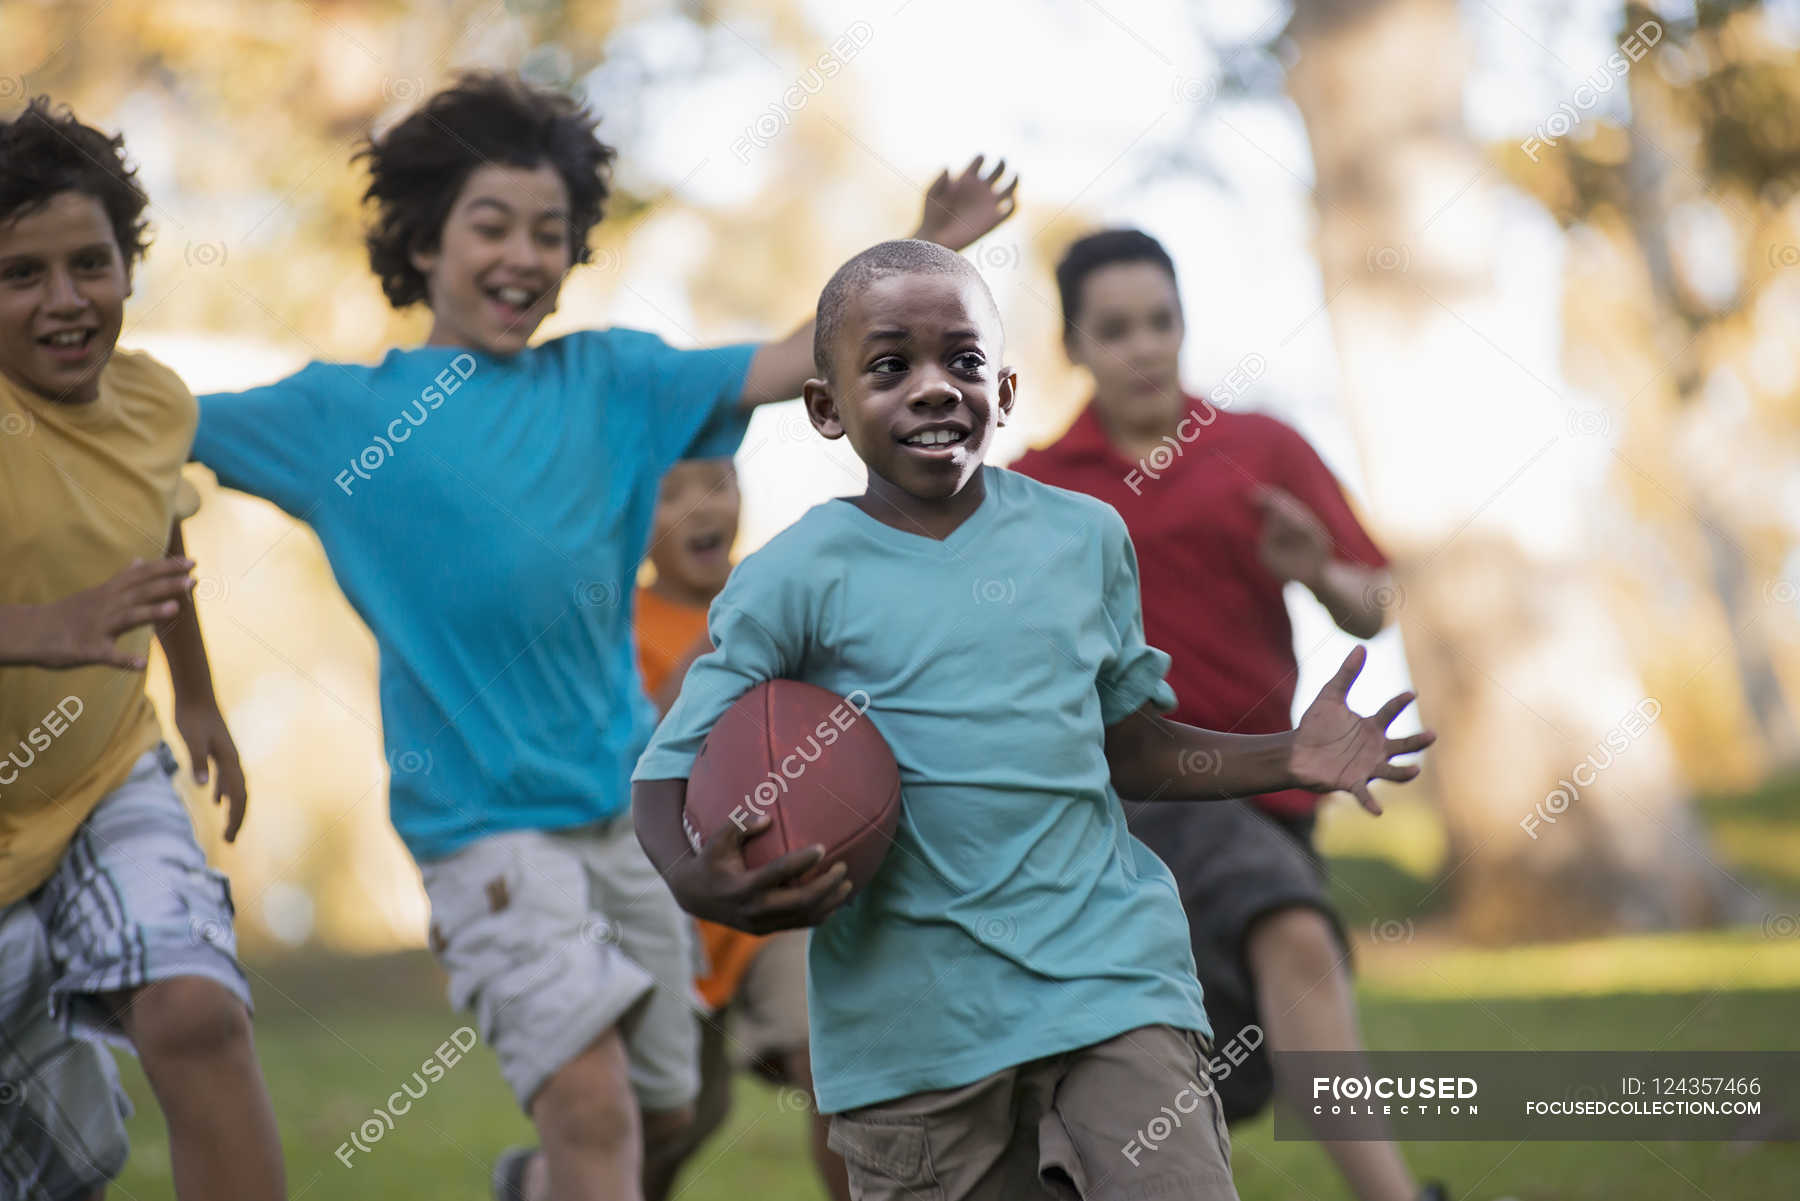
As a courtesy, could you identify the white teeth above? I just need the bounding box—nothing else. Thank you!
[47,330,86,347]
[496,287,532,306]
[905,429,964,447]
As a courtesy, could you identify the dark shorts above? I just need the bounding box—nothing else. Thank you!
[1122,798,1350,1124]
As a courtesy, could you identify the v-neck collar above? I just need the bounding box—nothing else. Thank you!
[831,466,999,554]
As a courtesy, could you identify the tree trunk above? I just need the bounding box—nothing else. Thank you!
[1285,0,1751,940]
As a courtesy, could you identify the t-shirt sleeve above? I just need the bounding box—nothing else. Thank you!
[602,329,758,472]
[1094,506,1178,725]
[633,547,807,781]
[191,364,332,519]
[1268,420,1388,569]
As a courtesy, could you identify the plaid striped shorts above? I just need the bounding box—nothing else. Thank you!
[0,745,250,1200]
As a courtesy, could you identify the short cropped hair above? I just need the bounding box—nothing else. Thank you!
[813,239,1000,376]
[356,72,616,309]
[1054,228,1179,338]
[0,98,150,270]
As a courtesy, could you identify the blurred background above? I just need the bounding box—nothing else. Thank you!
[8,0,1800,1196]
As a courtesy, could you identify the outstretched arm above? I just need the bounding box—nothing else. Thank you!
[155,522,249,842]
[738,156,1019,408]
[1105,647,1433,814]
[1253,484,1388,639]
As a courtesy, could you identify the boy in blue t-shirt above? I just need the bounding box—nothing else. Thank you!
[191,74,1017,1201]
[631,239,1434,1201]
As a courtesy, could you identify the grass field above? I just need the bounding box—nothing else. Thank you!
[105,779,1800,1200]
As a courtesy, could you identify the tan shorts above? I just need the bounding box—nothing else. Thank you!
[827,1024,1237,1201]
[419,817,701,1112]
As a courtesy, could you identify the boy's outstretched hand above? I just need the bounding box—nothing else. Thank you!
[1291,647,1435,815]
[913,156,1019,252]
[670,814,854,934]
[173,701,249,842]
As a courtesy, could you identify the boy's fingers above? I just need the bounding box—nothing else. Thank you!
[1377,762,1421,783]
[1388,731,1436,755]
[751,863,848,921]
[745,846,830,891]
[807,878,856,924]
[1322,646,1366,698]
[1372,691,1416,729]
[1352,784,1382,815]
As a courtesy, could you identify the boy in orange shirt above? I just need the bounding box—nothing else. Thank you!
[634,457,850,1201]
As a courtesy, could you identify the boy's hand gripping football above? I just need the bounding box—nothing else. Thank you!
[1290,647,1435,815]
[670,814,855,934]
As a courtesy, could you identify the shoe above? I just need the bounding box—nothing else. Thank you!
[1417,1184,1451,1201]
[490,1146,536,1201]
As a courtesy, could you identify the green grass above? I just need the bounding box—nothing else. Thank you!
[105,775,1800,1199]
[105,952,1800,1201]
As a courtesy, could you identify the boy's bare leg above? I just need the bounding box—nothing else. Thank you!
[524,1029,693,1201]
[1248,906,1418,1201]
[112,976,285,1201]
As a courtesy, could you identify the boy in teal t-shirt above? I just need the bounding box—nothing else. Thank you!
[632,240,1434,1201]
[192,73,1017,1201]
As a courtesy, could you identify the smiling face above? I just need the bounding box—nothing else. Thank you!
[1064,260,1186,435]
[804,271,1015,522]
[0,191,129,405]
[648,458,741,605]
[411,163,572,356]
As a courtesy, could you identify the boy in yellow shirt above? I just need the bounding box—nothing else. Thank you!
[0,98,285,1201]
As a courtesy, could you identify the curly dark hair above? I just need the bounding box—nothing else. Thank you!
[1055,228,1179,339]
[0,97,150,270]
[356,72,617,310]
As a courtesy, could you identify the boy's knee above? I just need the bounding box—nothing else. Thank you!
[122,976,251,1063]
[531,1046,640,1151]
[1247,906,1343,983]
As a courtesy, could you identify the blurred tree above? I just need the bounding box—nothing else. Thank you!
[1494,1,1800,775]
[1284,0,1761,941]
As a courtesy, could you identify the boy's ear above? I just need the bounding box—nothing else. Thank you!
[408,236,440,283]
[802,377,845,440]
[995,366,1018,426]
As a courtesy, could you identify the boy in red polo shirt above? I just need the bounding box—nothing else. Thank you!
[1012,229,1444,1201]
